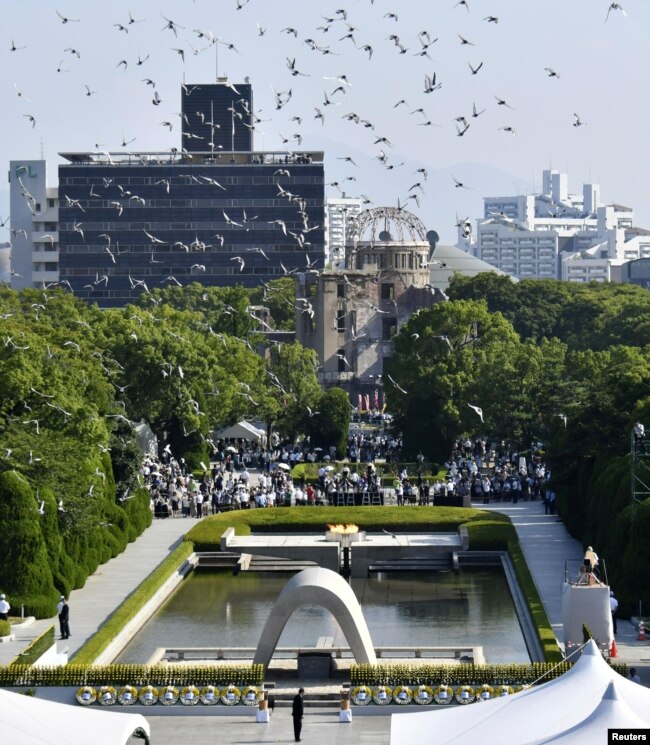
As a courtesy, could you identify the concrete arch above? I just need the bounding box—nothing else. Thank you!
[253,567,377,668]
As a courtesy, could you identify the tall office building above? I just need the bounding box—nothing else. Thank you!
[55,81,324,307]
[181,80,253,153]
[8,160,60,289]
[325,196,363,267]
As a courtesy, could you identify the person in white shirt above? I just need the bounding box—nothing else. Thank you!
[0,593,10,621]
[610,591,619,634]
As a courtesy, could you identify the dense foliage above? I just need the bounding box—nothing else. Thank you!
[386,274,650,613]
[0,282,317,615]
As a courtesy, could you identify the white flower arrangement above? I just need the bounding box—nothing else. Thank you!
[433,685,453,705]
[159,685,179,706]
[200,685,220,705]
[454,685,476,704]
[75,685,97,706]
[496,685,515,697]
[118,685,139,705]
[97,686,117,706]
[372,685,392,705]
[137,685,159,706]
[413,684,434,705]
[351,685,372,706]
[393,685,413,705]
[220,684,241,705]
[242,685,261,706]
[180,685,200,705]
[477,684,495,701]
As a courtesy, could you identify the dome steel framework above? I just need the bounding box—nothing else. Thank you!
[349,206,428,243]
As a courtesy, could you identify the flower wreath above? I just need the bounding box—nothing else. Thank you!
[221,685,241,705]
[97,686,117,706]
[477,684,495,702]
[372,685,392,705]
[160,685,179,705]
[75,685,97,705]
[495,685,515,698]
[393,685,413,705]
[413,684,434,705]
[432,685,453,705]
[180,685,200,705]
[351,685,372,706]
[118,684,139,705]
[455,685,476,704]
[200,685,220,705]
[138,685,159,705]
[242,685,261,706]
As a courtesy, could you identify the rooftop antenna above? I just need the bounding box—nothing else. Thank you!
[39,137,45,160]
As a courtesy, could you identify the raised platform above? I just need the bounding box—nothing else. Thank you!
[220,528,466,578]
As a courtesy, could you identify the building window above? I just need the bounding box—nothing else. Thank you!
[382,318,397,340]
[337,348,347,372]
[380,283,394,300]
[337,284,345,298]
[336,309,346,333]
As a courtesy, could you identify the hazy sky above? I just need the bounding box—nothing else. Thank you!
[2,0,648,242]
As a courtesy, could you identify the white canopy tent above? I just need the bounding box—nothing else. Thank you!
[214,420,266,443]
[532,680,649,745]
[390,641,650,745]
[0,688,150,745]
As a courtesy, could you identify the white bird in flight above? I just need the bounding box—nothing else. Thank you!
[468,404,484,423]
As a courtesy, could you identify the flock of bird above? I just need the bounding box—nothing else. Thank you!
[4,0,632,256]
[0,0,631,461]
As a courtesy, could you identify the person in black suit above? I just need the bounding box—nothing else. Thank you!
[292,688,305,742]
[57,596,70,639]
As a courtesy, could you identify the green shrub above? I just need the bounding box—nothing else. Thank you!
[0,472,60,617]
[10,626,55,665]
[186,506,488,549]
[0,620,11,637]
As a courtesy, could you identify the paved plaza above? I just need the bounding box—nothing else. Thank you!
[2,493,649,743]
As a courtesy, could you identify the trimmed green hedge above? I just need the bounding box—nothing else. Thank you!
[0,663,264,687]
[71,540,194,664]
[10,626,55,666]
[0,620,11,637]
[350,659,627,686]
[187,506,488,548]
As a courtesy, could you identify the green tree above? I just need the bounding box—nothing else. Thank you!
[0,471,59,616]
[308,388,350,457]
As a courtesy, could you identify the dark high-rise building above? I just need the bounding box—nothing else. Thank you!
[182,80,253,153]
[56,82,324,308]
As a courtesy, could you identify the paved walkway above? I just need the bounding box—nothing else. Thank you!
[0,516,193,665]
[476,498,650,685]
[3,493,648,690]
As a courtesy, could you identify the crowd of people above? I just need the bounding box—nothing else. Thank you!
[142,433,558,517]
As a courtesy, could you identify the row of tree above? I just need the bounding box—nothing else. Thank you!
[385,275,650,613]
[0,280,347,616]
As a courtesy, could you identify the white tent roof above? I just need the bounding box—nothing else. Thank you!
[0,688,150,745]
[390,641,650,745]
[531,680,649,745]
[214,420,265,441]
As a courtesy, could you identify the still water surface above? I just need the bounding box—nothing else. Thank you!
[117,568,529,663]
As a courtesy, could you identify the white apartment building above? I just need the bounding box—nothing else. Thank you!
[457,169,649,283]
[325,195,363,267]
[9,160,59,289]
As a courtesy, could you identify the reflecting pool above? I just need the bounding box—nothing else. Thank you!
[117,568,529,663]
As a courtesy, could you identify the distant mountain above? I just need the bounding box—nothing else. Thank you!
[310,134,531,244]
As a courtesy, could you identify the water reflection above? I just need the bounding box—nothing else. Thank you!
[117,569,529,664]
